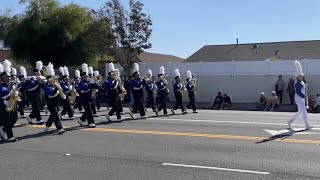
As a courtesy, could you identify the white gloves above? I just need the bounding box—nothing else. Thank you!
[3,100,10,107]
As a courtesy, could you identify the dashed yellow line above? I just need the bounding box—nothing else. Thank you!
[25,124,320,145]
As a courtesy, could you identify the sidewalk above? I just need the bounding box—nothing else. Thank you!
[102,102,299,112]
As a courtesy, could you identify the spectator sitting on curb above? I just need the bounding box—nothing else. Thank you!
[220,93,232,110]
[256,92,267,111]
[264,91,280,111]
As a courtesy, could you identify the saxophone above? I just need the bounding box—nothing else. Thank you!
[70,83,79,105]
[6,90,21,112]
[181,81,186,95]
[55,81,66,100]
[116,77,127,101]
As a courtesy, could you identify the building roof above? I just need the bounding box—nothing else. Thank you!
[138,52,184,63]
[185,40,320,62]
[0,50,11,62]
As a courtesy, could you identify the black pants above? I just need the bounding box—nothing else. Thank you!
[18,96,25,116]
[276,90,283,104]
[146,91,156,110]
[108,95,121,119]
[28,92,42,121]
[0,108,17,139]
[80,99,94,124]
[173,93,184,111]
[46,98,63,130]
[157,91,167,114]
[61,98,74,118]
[289,95,294,105]
[91,100,97,115]
[95,97,100,110]
[186,94,196,111]
[74,96,83,111]
[131,91,145,116]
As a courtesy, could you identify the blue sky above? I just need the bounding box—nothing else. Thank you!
[1,0,320,58]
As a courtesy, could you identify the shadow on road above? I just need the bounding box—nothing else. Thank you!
[255,129,308,144]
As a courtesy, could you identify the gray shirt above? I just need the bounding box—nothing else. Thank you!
[275,79,285,91]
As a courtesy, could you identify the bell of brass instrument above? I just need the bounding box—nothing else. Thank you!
[6,90,21,112]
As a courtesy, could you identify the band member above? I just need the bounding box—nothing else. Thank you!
[26,61,44,125]
[17,66,27,118]
[114,69,125,113]
[130,63,147,119]
[288,61,312,130]
[144,69,157,114]
[93,70,101,112]
[105,71,124,122]
[156,66,168,115]
[73,70,83,112]
[88,66,98,117]
[0,60,18,142]
[171,69,187,114]
[77,63,96,128]
[60,66,74,120]
[44,63,66,134]
[186,70,197,113]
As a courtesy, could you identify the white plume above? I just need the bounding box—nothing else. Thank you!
[75,70,80,78]
[115,69,120,76]
[63,66,69,77]
[82,63,88,75]
[159,66,165,75]
[187,70,192,79]
[108,63,115,72]
[94,70,99,77]
[3,59,12,73]
[294,60,304,76]
[36,61,43,71]
[59,66,64,74]
[46,62,55,76]
[11,67,17,76]
[20,66,27,77]
[88,66,93,75]
[174,69,180,77]
[0,63,3,73]
[147,69,152,76]
[133,63,139,73]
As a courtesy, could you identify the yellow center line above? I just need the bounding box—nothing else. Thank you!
[20,124,320,145]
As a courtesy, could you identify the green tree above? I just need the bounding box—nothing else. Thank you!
[0,0,114,67]
[97,0,152,73]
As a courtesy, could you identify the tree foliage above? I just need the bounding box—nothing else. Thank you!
[0,0,114,67]
[97,0,152,72]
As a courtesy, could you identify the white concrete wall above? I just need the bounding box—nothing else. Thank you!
[111,60,320,103]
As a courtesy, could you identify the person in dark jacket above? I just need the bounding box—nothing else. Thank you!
[221,93,232,110]
[287,78,295,105]
[212,92,223,109]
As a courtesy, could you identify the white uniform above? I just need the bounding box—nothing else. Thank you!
[288,80,311,129]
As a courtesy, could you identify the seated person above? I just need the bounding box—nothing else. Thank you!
[205,92,223,109]
[264,91,279,111]
[256,92,267,111]
[212,92,223,109]
[220,93,232,110]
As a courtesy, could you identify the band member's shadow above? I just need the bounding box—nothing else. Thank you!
[255,129,308,144]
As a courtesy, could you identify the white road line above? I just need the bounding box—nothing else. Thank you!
[148,118,320,127]
[162,163,270,175]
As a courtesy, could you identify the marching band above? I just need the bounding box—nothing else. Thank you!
[0,60,197,142]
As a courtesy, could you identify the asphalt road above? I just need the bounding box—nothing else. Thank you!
[1,107,320,180]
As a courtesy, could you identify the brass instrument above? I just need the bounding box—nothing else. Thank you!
[54,80,66,100]
[70,83,79,105]
[159,76,169,93]
[181,81,186,95]
[116,76,126,101]
[6,90,21,112]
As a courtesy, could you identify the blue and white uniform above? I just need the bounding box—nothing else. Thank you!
[288,79,311,128]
